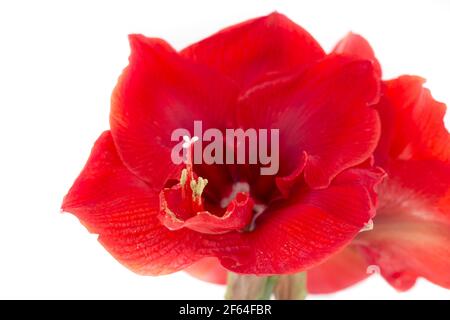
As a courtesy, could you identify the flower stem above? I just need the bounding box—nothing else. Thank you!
[225,272,307,300]
[225,273,277,300]
[273,272,307,300]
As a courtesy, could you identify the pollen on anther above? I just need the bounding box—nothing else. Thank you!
[190,177,208,198]
[180,169,188,186]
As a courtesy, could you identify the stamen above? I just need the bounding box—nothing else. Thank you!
[177,136,207,212]
[180,169,188,187]
[190,177,208,198]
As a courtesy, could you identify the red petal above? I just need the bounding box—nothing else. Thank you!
[358,219,450,291]
[62,132,243,275]
[110,35,238,190]
[238,55,381,189]
[185,257,228,285]
[275,151,308,198]
[370,160,450,290]
[307,246,370,294]
[377,76,450,162]
[354,159,450,290]
[367,76,450,290]
[181,12,325,88]
[333,32,382,78]
[307,159,450,292]
[159,190,254,234]
[218,166,385,274]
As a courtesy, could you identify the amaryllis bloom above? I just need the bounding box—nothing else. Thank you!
[186,32,450,294]
[308,34,450,293]
[62,12,385,278]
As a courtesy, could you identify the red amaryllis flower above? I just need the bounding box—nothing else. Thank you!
[307,34,450,293]
[185,32,450,294]
[62,13,385,278]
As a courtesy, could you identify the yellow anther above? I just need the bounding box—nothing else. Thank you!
[180,169,188,186]
[190,177,208,199]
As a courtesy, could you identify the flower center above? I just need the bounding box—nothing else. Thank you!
[159,135,276,233]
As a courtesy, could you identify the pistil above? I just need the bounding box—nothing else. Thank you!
[179,135,208,212]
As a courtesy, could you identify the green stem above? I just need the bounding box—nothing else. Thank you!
[225,273,278,300]
[225,272,307,300]
[274,272,307,300]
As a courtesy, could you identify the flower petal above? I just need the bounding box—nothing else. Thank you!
[333,32,381,77]
[238,55,381,189]
[159,189,255,234]
[217,165,385,274]
[354,159,450,290]
[376,76,450,162]
[307,246,370,294]
[275,151,308,198]
[110,35,239,190]
[185,257,228,285]
[62,131,244,275]
[181,12,325,88]
[358,219,450,291]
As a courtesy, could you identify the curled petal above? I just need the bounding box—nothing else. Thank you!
[159,189,255,234]
[184,193,254,234]
[376,76,450,162]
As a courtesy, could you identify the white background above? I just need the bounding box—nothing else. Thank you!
[0,0,449,299]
